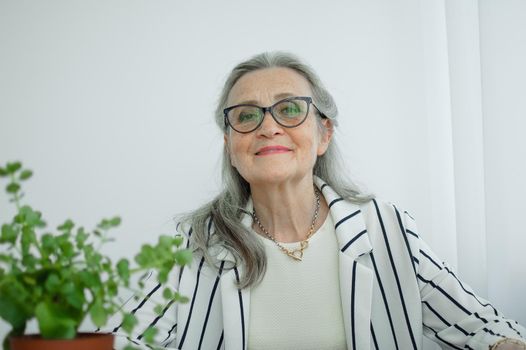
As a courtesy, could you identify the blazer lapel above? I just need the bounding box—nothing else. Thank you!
[218,201,253,350]
[315,177,374,350]
[220,266,249,350]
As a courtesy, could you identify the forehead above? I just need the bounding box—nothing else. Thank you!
[227,67,313,105]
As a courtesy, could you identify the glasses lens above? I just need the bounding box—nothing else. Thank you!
[273,99,308,126]
[227,106,262,132]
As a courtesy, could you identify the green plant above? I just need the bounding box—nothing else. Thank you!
[0,161,192,350]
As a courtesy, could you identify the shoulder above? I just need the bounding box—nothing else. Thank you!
[356,197,421,252]
[358,197,418,231]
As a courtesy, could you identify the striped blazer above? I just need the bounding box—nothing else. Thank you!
[109,178,526,350]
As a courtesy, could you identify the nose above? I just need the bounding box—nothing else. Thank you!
[256,110,284,137]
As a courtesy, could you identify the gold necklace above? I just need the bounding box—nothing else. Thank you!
[252,188,320,261]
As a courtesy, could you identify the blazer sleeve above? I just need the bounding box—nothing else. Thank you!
[103,224,190,350]
[403,210,526,350]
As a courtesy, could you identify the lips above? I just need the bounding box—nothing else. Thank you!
[255,145,292,156]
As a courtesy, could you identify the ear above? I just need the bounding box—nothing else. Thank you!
[317,118,334,156]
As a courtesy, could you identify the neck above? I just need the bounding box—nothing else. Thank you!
[250,176,328,243]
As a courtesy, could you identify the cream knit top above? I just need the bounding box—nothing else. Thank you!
[247,213,347,350]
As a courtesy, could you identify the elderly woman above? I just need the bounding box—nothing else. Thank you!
[111,52,526,350]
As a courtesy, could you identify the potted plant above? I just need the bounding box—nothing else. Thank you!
[0,161,192,350]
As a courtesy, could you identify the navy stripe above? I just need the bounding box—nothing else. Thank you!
[329,197,344,208]
[176,226,193,287]
[417,274,472,315]
[234,267,246,349]
[113,282,161,332]
[424,300,471,337]
[453,324,471,336]
[404,210,415,221]
[187,227,193,240]
[216,330,224,350]
[475,312,488,323]
[340,229,367,252]
[125,336,155,350]
[433,285,472,315]
[198,261,225,350]
[334,209,361,229]
[444,266,498,316]
[406,229,419,238]
[373,200,417,350]
[412,256,420,264]
[320,183,328,191]
[393,204,417,275]
[436,285,471,315]
[350,261,357,350]
[420,249,442,270]
[424,324,463,350]
[162,323,177,345]
[137,298,176,340]
[178,257,205,348]
[423,300,451,326]
[483,327,505,338]
[417,274,432,284]
[507,321,523,337]
[370,253,400,350]
[207,217,213,236]
[370,322,379,350]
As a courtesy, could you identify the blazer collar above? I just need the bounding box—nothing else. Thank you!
[313,177,372,261]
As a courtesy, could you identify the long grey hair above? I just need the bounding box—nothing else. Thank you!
[177,51,374,289]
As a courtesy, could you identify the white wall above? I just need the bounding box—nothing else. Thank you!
[0,0,524,348]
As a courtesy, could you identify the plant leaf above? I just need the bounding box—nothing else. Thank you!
[141,327,157,344]
[0,284,30,330]
[89,299,108,328]
[0,224,18,244]
[121,313,138,334]
[19,169,33,181]
[35,301,77,339]
[162,287,173,300]
[174,249,193,266]
[44,273,61,293]
[173,235,184,248]
[116,258,130,282]
[109,216,121,227]
[6,183,20,194]
[6,162,22,174]
[57,219,74,232]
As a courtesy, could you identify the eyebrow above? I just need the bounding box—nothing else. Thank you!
[235,92,297,106]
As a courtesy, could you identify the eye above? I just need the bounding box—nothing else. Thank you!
[276,100,304,118]
[238,111,260,123]
[281,104,301,115]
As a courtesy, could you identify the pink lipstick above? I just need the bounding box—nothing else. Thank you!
[255,145,292,156]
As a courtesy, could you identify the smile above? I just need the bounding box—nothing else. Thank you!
[255,146,292,156]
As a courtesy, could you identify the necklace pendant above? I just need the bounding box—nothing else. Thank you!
[288,249,304,261]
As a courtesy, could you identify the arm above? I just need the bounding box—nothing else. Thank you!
[403,211,526,350]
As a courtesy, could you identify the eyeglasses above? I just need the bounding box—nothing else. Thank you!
[223,96,327,134]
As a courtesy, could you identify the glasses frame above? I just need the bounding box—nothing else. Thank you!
[223,96,327,134]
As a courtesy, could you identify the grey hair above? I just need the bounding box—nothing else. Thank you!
[177,51,374,289]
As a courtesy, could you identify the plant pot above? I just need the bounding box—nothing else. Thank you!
[9,332,114,350]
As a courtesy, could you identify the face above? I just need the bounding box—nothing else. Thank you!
[224,67,333,187]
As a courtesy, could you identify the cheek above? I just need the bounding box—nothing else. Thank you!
[227,137,247,168]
